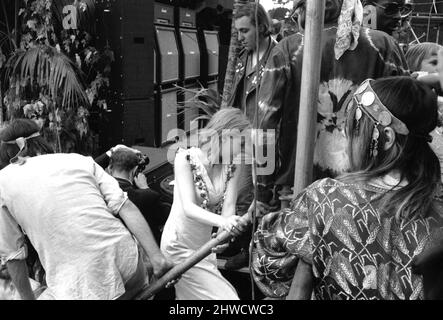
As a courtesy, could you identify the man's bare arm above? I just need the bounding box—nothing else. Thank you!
[6,259,35,300]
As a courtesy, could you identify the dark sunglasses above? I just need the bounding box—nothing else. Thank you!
[373,2,413,18]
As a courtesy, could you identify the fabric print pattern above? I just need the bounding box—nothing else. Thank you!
[314,79,355,179]
[256,25,408,196]
[252,178,443,299]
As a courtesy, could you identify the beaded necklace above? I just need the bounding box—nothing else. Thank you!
[186,151,236,214]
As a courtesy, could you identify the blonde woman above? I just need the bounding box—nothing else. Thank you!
[161,108,251,300]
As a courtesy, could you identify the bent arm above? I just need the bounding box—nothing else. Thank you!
[6,259,35,300]
[220,164,250,235]
[118,200,172,278]
[286,259,313,300]
[0,203,34,299]
[174,151,225,228]
[118,199,162,259]
[220,164,241,219]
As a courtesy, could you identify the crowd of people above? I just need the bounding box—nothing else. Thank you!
[1,0,443,300]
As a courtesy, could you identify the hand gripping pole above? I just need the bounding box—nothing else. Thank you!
[134,214,251,300]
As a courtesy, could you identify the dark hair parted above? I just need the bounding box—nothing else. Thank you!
[342,76,440,220]
[0,119,54,169]
[234,2,271,37]
[109,149,140,173]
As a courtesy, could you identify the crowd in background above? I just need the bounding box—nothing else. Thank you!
[2,0,443,300]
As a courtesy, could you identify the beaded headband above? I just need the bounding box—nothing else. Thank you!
[353,79,410,157]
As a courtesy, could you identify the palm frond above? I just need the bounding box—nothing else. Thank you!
[176,84,222,119]
[5,45,88,109]
[175,84,222,129]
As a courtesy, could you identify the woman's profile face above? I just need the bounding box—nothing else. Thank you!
[420,53,439,73]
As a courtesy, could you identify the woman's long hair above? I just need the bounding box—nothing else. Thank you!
[0,119,54,169]
[340,76,440,220]
[197,108,251,166]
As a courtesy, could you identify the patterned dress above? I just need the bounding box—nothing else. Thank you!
[160,147,239,300]
[252,178,443,299]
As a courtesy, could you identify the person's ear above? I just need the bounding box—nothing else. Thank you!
[383,127,396,150]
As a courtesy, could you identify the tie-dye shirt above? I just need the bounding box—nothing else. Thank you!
[256,27,408,203]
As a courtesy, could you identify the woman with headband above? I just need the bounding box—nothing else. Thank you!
[253,76,443,300]
[0,119,173,299]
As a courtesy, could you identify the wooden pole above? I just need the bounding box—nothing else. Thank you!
[134,214,251,300]
[287,0,325,301]
[292,0,325,196]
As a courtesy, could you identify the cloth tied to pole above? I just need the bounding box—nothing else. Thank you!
[335,0,363,60]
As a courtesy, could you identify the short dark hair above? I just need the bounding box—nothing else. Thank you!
[0,119,54,169]
[234,2,271,37]
[109,149,140,172]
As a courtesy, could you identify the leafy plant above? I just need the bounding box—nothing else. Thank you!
[5,45,88,110]
[1,0,113,155]
[177,84,221,126]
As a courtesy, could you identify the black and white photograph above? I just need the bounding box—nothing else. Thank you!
[1,0,443,308]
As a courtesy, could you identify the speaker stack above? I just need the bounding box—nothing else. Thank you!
[174,7,201,134]
[196,26,220,96]
[154,3,180,146]
[95,0,155,149]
